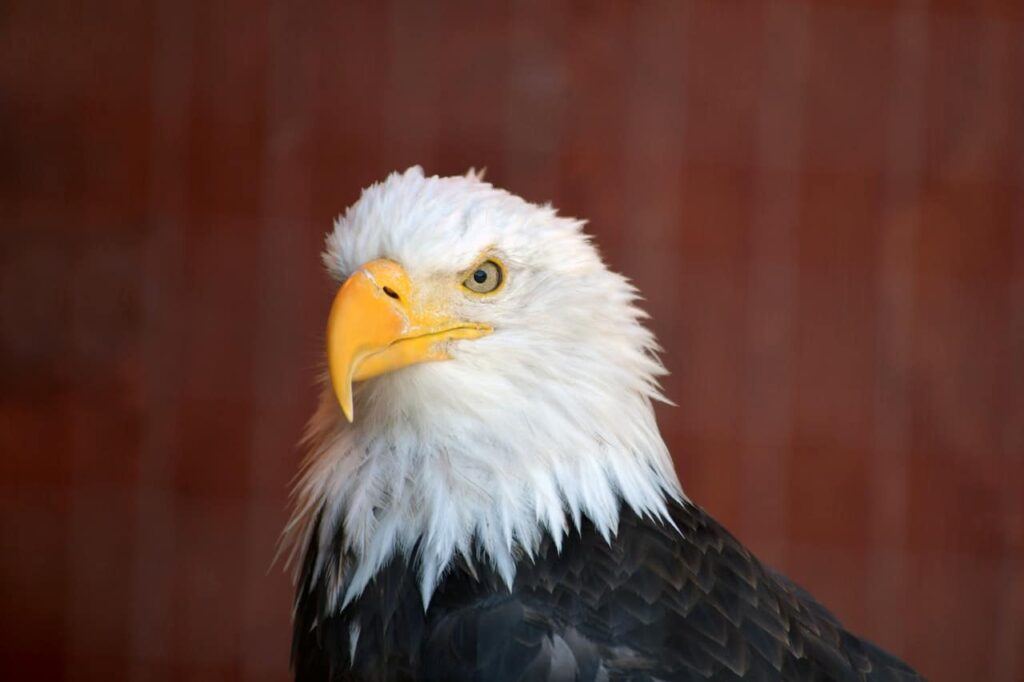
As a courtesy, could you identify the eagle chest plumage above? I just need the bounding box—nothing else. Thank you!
[292,498,922,682]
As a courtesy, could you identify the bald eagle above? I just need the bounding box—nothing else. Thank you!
[282,168,923,682]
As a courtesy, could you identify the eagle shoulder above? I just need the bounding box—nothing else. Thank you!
[293,500,925,681]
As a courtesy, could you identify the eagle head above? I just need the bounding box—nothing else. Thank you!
[286,167,682,605]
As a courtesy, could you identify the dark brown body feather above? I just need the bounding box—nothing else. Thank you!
[293,498,924,681]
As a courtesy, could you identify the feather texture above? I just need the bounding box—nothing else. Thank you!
[293,498,924,682]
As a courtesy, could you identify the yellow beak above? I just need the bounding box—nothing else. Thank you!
[326,259,491,422]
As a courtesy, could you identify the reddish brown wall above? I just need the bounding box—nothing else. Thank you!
[1,2,1022,680]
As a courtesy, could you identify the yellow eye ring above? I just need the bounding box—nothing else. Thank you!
[463,259,504,295]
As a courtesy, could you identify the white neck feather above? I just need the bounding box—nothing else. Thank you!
[283,334,683,610]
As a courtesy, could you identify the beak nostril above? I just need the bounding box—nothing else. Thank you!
[382,286,400,300]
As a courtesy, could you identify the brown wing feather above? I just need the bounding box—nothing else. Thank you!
[293,498,925,682]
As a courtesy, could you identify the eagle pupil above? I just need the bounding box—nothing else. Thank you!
[473,269,487,284]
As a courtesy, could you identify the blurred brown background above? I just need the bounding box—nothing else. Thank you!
[1,1,1023,680]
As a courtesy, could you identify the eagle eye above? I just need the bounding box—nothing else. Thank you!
[463,260,503,294]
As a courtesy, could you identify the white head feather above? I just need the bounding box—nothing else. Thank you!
[283,167,684,608]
